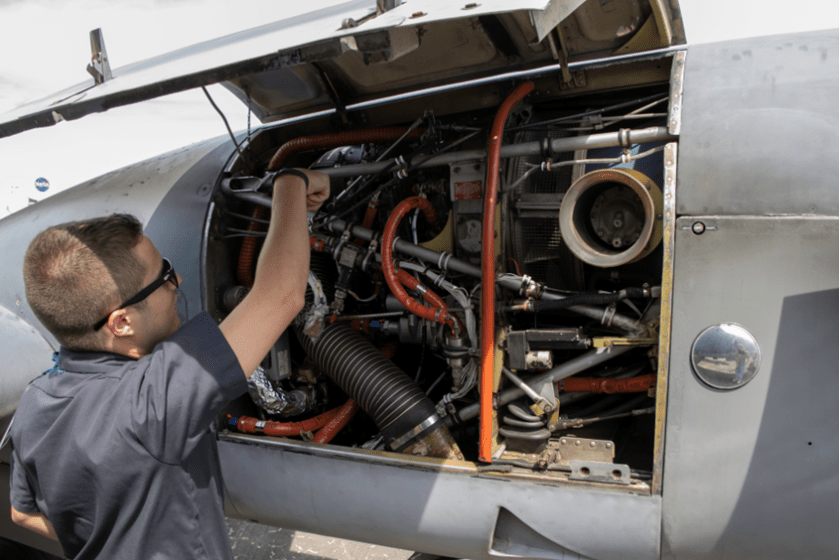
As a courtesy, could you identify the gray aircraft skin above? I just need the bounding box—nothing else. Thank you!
[1,1,838,558]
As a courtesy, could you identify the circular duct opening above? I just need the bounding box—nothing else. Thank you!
[559,169,662,268]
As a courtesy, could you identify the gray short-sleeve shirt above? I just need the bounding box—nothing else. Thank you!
[10,312,248,559]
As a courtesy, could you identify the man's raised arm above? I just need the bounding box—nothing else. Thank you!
[219,169,329,378]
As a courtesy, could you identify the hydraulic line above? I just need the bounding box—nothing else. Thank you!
[480,81,534,463]
[559,373,657,394]
[312,399,360,444]
[382,197,456,331]
[458,345,634,423]
[228,407,340,437]
[237,205,267,287]
[267,127,423,170]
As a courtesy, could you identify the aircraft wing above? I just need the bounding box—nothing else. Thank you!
[0,0,588,139]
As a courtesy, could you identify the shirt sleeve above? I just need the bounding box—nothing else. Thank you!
[127,312,248,464]
[9,444,39,514]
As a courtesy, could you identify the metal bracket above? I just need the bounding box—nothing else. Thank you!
[569,460,631,485]
[592,337,658,348]
[86,28,112,85]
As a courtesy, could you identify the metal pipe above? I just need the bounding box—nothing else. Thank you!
[456,346,634,423]
[314,127,676,179]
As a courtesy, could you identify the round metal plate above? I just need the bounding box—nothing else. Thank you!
[691,323,760,390]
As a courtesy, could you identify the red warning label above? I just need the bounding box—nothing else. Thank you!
[454,181,483,201]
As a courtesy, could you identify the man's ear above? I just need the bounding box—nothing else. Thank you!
[107,309,134,337]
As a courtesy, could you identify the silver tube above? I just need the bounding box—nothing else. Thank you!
[457,346,634,422]
[502,367,553,413]
[325,219,483,278]
[316,127,676,179]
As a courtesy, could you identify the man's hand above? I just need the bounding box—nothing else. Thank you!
[303,170,330,212]
[10,506,58,540]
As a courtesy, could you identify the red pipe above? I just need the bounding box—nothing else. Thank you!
[237,206,268,287]
[312,399,360,444]
[268,127,423,170]
[479,82,534,463]
[241,127,423,287]
[396,269,464,332]
[382,197,455,330]
[559,373,657,394]
[232,407,340,437]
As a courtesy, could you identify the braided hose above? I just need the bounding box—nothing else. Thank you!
[312,399,360,444]
[560,373,657,394]
[382,197,454,329]
[229,407,339,436]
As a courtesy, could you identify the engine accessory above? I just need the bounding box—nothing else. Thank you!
[559,168,663,268]
[246,367,314,417]
[297,322,464,460]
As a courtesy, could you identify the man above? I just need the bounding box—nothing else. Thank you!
[9,169,329,559]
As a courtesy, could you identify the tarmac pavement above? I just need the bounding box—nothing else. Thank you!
[227,518,416,560]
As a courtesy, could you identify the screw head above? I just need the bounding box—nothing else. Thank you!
[692,221,706,235]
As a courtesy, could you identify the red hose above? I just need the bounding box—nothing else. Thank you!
[241,127,423,287]
[559,373,657,394]
[382,197,455,329]
[267,127,423,170]
[396,269,464,332]
[232,407,340,436]
[312,399,360,444]
[479,82,534,463]
[237,206,268,287]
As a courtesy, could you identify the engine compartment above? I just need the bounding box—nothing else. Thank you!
[207,75,677,489]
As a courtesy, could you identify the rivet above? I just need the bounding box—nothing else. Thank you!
[590,441,596,448]
[560,439,567,445]
[575,440,581,446]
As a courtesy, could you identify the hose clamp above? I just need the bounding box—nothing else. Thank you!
[389,412,442,451]
[601,304,617,327]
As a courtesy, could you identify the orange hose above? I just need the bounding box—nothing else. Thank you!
[312,399,360,444]
[559,373,657,394]
[237,206,268,287]
[396,269,464,333]
[268,127,423,170]
[479,82,534,463]
[382,197,455,329]
[232,407,340,436]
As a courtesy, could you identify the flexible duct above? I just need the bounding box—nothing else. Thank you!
[480,81,534,463]
[297,322,463,460]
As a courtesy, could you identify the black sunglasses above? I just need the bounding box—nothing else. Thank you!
[93,258,179,331]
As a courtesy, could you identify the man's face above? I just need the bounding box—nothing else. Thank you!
[129,235,182,352]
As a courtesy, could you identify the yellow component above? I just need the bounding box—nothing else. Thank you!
[614,14,662,54]
[490,326,507,458]
[419,210,454,253]
[592,337,658,348]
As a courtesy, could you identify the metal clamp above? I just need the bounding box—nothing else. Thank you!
[389,412,441,450]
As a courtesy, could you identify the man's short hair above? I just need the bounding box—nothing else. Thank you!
[23,214,147,351]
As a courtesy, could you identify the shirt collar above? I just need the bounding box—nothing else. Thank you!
[57,346,136,374]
